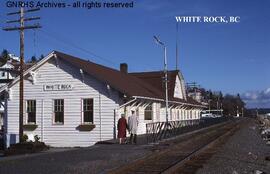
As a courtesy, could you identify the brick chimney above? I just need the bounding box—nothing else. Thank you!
[120,63,128,74]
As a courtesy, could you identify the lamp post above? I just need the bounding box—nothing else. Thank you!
[153,36,169,123]
[208,99,211,114]
[221,102,223,116]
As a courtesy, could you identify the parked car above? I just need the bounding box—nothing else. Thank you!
[201,113,215,118]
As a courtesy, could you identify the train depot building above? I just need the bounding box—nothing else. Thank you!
[0,51,205,147]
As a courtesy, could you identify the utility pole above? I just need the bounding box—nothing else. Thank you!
[3,7,41,143]
[217,94,220,110]
[220,102,223,116]
[208,99,211,114]
[175,22,179,70]
[236,105,239,117]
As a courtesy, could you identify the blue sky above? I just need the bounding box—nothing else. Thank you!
[0,0,269,108]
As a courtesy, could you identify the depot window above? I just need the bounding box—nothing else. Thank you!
[82,98,93,124]
[26,100,36,124]
[54,99,64,124]
[144,104,153,120]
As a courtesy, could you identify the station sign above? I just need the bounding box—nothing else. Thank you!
[43,84,73,91]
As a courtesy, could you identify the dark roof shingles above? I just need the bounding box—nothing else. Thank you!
[54,51,202,106]
[130,71,202,106]
[55,51,161,98]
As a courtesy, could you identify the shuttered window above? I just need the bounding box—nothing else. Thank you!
[54,99,64,124]
[26,100,36,123]
[82,99,93,123]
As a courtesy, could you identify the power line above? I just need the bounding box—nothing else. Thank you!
[39,29,160,72]
[3,7,41,143]
[39,29,118,66]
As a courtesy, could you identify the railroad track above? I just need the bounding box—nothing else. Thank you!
[109,119,244,174]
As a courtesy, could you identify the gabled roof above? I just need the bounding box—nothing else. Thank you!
[0,51,204,107]
[54,51,163,98]
[130,70,178,100]
[130,70,203,106]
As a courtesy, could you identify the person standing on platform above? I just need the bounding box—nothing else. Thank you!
[128,109,139,144]
[117,114,127,144]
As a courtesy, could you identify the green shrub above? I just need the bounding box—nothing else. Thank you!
[34,135,40,142]
[22,134,28,142]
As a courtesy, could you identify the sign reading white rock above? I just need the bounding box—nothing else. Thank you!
[43,84,73,91]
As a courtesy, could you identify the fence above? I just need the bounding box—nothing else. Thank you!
[146,117,229,143]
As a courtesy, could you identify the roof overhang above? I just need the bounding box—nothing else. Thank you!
[133,96,207,108]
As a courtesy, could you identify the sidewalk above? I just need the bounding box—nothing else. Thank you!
[97,134,148,145]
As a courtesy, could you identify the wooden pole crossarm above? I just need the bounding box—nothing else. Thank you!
[3,25,41,31]
[7,17,41,23]
[7,8,40,15]
[3,7,41,143]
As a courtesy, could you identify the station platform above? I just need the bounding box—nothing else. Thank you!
[1,118,266,174]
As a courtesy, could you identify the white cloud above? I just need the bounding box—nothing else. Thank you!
[264,87,270,94]
[241,87,270,108]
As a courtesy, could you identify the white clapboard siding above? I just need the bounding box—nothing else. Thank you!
[6,59,120,147]
[137,106,146,134]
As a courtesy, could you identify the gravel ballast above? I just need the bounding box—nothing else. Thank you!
[197,118,270,174]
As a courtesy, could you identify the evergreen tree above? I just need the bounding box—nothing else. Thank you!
[39,54,45,60]
[1,49,10,60]
[0,49,10,66]
[31,56,37,63]
[199,87,246,116]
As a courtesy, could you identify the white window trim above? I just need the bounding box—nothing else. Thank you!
[53,99,64,125]
[81,98,94,125]
[25,100,36,124]
[144,104,153,121]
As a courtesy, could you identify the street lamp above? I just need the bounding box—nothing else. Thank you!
[220,102,223,116]
[153,36,169,123]
[208,99,211,114]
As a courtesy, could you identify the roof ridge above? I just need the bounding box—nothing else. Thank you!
[55,51,163,98]
[129,70,179,74]
[54,51,120,72]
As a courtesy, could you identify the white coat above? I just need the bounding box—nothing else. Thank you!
[128,114,139,134]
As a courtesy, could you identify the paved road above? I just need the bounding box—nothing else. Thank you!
[0,144,150,174]
[197,119,270,174]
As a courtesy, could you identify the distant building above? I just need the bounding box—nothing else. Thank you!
[0,54,19,86]
[0,53,32,130]
[187,87,203,103]
[0,54,20,129]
